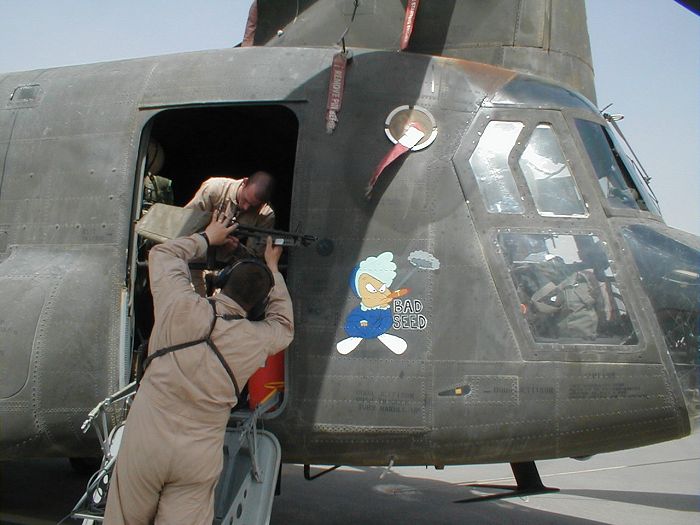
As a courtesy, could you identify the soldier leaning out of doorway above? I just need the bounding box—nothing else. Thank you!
[103,210,294,525]
[185,171,276,295]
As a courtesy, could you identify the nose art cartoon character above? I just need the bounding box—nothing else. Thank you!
[336,252,409,355]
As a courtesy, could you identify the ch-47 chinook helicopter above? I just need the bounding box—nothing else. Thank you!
[1,0,698,517]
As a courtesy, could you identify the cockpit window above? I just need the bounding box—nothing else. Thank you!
[498,232,637,345]
[518,124,587,217]
[622,225,700,424]
[575,119,660,215]
[469,121,524,214]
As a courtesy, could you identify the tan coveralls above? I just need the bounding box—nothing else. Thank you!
[104,234,293,525]
[185,177,275,259]
[185,177,276,295]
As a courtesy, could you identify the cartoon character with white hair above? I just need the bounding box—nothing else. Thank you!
[336,252,409,355]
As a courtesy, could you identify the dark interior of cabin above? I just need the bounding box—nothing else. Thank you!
[130,105,299,383]
[148,105,299,228]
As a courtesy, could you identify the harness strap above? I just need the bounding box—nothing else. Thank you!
[140,299,243,399]
[219,313,245,321]
[531,281,561,314]
[205,334,241,400]
[141,337,210,370]
[205,299,242,399]
[531,272,597,314]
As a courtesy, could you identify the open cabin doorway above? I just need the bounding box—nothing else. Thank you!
[129,104,299,389]
[146,104,298,226]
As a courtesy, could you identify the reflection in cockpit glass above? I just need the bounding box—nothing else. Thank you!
[518,124,587,217]
[575,119,661,216]
[622,225,700,427]
[611,133,661,216]
[469,121,524,214]
[499,232,637,345]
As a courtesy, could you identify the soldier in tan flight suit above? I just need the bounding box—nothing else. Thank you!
[103,210,294,525]
[185,171,276,259]
[185,171,276,296]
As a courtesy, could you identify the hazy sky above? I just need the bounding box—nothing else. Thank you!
[0,1,697,235]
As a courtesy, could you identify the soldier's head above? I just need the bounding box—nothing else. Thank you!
[215,259,274,315]
[237,171,275,212]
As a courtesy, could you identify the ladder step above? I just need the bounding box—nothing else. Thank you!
[214,428,281,525]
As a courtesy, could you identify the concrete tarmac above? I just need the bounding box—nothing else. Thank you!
[1,433,698,524]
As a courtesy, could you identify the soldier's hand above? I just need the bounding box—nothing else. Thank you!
[205,210,238,247]
[264,236,282,273]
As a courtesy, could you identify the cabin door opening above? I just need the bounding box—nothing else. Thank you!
[129,104,299,389]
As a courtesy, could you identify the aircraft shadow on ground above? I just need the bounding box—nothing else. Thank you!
[0,459,93,522]
[560,489,700,513]
[271,465,610,525]
[3,459,696,524]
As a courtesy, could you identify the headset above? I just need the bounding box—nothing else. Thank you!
[213,258,274,320]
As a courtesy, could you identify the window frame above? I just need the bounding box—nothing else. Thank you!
[453,108,654,361]
[454,109,596,223]
[486,226,648,361]
[467,119,526,214]
[495,230,640,346]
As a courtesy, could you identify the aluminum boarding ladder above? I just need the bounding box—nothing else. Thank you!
[68,386,282,525]
[213,393,282,525]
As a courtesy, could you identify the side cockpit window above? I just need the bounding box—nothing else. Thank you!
[622,225,699,420]
[469,121,524,214]
[498,232,637,345]
[518,124,587,217]
[575,119,660,215]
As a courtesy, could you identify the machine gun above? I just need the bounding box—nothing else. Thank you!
[232,222,317,248]
[135,204,323,276]
[135,203,317,248]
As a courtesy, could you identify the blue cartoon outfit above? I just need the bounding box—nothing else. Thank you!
[336,252,408,355]
[344,306,393,339]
